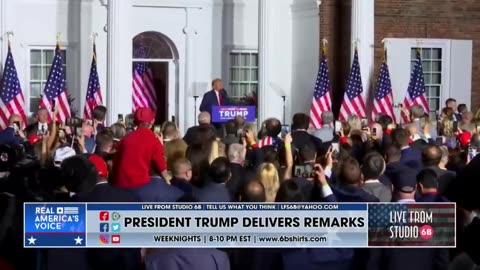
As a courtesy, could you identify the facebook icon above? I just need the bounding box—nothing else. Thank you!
[99,223,109,232]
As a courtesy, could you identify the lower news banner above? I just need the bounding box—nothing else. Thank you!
[23,203,456,248]
[24,203,87,248]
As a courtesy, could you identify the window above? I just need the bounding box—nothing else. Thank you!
[229,52,258,101]
[29,49,66,113]
[410,48,442,119]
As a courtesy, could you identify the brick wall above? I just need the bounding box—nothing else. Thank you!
[320,0,351,116]
[375,0,480,111]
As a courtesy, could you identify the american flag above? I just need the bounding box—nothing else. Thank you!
[309,50,332,129]
[83,44,103,119]
[372,61,396,123]
[40,44,71,123]
[339,50,366,121]
[401,50,429,123]
[257,136,282,149]
[0,44,27,129]
[368,203,455,247]
[132,62,157,112]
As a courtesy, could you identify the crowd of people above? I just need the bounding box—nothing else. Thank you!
[0,96,479,270]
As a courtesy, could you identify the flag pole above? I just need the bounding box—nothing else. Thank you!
[56,32,62,48]
[321,38,328,55]
[381,38,387,63]
[5,31,13,49]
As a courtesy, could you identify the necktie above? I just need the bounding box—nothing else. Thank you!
[218,93,223,106]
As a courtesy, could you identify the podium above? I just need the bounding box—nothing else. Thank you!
[211,106,256,123]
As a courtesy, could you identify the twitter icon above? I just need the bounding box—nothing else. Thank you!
[111,223,121,232]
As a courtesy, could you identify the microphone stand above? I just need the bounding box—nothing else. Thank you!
[193,95,199,126]
[282,96,286,125]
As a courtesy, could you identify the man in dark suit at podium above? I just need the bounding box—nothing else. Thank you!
[200,78,230,137]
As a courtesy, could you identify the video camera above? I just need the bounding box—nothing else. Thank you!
[65,117,83,128]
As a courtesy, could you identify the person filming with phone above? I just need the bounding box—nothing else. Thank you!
[111,107,169,188]
[0,114,27,145]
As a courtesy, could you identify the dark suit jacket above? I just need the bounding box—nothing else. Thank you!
[400,147,422,170]
[199,89,230,117]
[183,123,216,146]
[26,122,52,136]
[171,177,195,197]
[332,185,380,202]
[131,177,184,202]
[144,248,230,270]
[223,134,239,148]
[0,127,22,146]
[291,130,323,153]
[381,161,418,187]
[77,183,137,202]
[195,182,232,202]
[416,193,449,202]
[227,163,253,202]
[426,166,456,195]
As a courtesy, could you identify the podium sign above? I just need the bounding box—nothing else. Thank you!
[212,106,256,123]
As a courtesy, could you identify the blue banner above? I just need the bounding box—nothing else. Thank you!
[211,106,256,123]
[24,203,86,247]
[23,203,455,248]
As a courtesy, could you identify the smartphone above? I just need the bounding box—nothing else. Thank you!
[118,114,124,122]
[58,129,66,139]
[361,117,368,129]
[293,165,315,178]
[453,121,458,131]
[331,142,340,158]
[51,99,56,112]
[153,125,161,135]
[281,125,290,137]
[334,121,342,133]
[237,128,244,137]
[13,121,20,133]
[435,137,443,146]
[468,147,478,161]
[372,128,377,136]
[75,127,83,137]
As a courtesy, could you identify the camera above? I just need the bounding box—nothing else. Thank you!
[65,117,83,128]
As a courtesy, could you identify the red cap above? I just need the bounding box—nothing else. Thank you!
[134,108,156,125]
[459,132,471,148]
[88,154,108,178]
[28,133,42,145]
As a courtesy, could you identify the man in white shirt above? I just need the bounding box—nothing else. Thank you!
[26,108,50,136]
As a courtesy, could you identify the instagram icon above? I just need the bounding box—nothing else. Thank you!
[99,234,109,244]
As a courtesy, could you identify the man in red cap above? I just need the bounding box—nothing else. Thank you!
[110,108,168,188]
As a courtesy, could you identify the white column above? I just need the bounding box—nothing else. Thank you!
[182,8,198,132]
[106,0,132,124]
[351,0,374,96]
[258,0,273,124]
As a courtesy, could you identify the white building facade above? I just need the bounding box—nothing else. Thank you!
[0,0,472,132]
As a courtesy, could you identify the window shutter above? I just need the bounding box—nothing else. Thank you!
[384,38,412,121]
[449,40,473,109]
